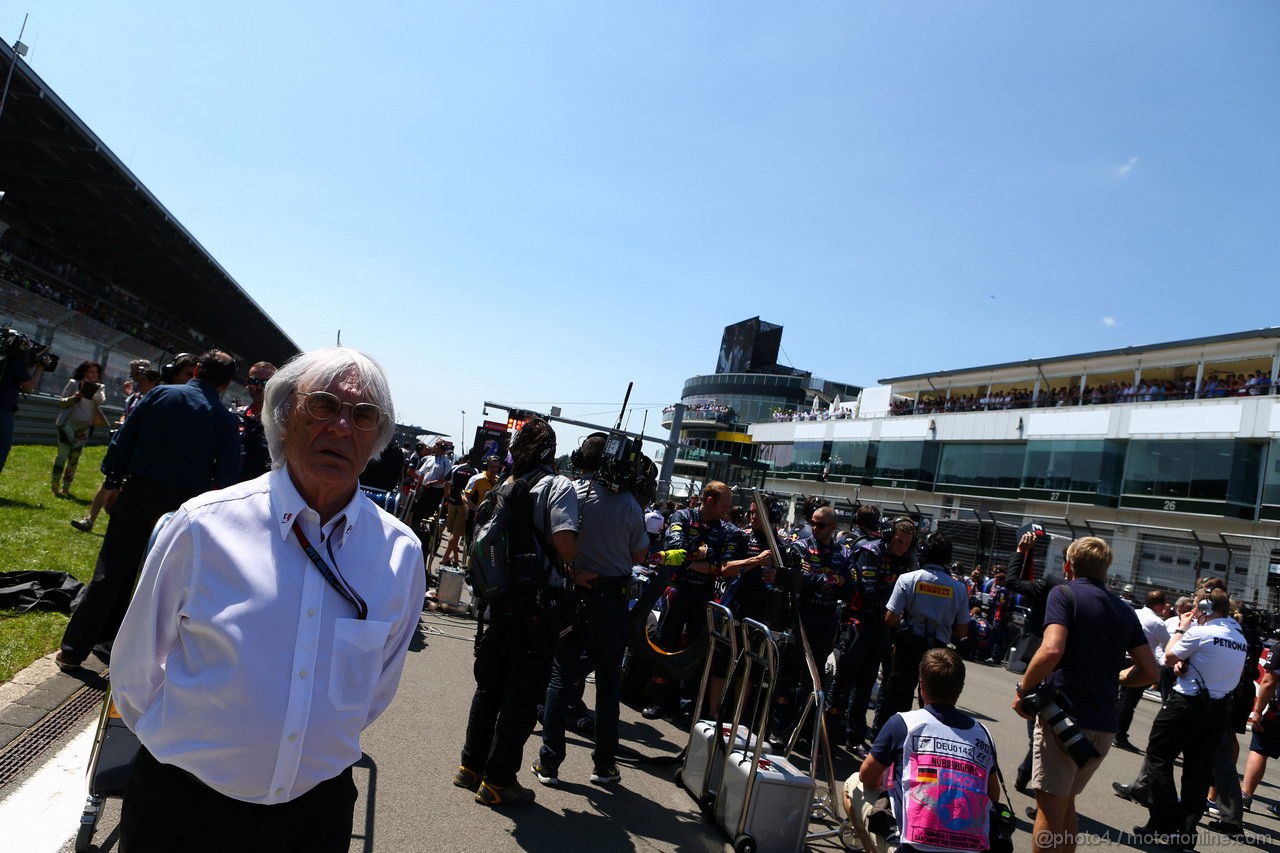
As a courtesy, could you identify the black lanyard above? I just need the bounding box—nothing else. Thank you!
[292,518,367,620]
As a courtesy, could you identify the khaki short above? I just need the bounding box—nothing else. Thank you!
[445,502,468,536]
[1031,718,1113,797]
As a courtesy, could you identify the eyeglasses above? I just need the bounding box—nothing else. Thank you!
[297,391,383,431]
[245,376,270,387]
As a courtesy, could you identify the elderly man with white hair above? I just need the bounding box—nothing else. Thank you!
[111,348,425,853]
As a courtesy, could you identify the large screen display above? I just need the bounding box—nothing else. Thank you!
[716,317,784,374]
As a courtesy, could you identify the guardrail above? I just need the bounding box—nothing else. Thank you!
[10,394,124,446]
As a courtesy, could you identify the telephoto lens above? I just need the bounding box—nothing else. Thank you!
[1018,686,1100,768]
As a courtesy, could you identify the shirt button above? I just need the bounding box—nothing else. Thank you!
[307,608,315,617]
[299,669,308,679]
[288,734,297,743]
[276,787,284,795]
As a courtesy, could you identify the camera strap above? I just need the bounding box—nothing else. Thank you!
[292,519,368,620]
[977,720,1014,805]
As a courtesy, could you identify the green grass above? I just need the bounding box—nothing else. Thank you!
[0,444,108,682]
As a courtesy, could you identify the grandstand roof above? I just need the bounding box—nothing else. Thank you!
[0,41,298,365]
[881,327,1280,386]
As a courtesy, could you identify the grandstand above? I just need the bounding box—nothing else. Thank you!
[0,38,297,411]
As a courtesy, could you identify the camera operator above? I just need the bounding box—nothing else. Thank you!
[533,433,648,788]
[835,513,916,756]
[456,418,578,808]
[1137,588,1247,847]
[642,481,737,721]
[875,532,970,737]
[1012,536,1157,853]
[0,329,50,475]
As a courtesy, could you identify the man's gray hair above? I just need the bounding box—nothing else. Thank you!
[262,348,396,470]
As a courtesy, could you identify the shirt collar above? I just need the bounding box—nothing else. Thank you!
[269,466,366,548]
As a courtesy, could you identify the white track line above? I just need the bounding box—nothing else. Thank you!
[0,716,97,853]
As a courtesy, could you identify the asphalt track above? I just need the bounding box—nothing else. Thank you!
[15,603,1280,852]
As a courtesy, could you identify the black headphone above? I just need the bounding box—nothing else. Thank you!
[570,432,608,470]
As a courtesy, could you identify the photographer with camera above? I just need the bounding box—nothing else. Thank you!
[51,360,108,498]
[533,433,648,788]
[1012,536,1157,853]
[1,329,53,475]
[1134,587,1247,849]
[844,648,1004,853]
[411,439,452,545]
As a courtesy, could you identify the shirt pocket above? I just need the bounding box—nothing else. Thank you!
[329,618,391,712]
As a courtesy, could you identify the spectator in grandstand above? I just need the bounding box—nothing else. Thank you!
[110,347,423,851]
[51,360,107,498]
[56,351,241,673]
[237,361,276,482]
[0,331,47,475]
[73,365,162,533]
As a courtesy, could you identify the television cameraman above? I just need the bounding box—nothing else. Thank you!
[0,328,52,475]
[1012,536,1157,853]
[534,432,648,788]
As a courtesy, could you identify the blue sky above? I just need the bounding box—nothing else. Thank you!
[7,2,1279,452]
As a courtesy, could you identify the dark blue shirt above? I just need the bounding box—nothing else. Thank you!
[0,354,33,412]
[664,507,740,594]
[851,537,914,624]
[102,379,242,493]
[790,535,854,614]
[1043,578,1146,732]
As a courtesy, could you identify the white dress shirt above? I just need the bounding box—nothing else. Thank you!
[1136,605,1171,667]
[417,454,451,489]
[112,466,425,804]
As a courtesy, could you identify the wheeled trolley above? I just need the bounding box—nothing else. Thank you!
[712,617,809,853]
[678,602,770,816]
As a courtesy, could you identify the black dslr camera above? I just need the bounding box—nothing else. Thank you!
[1018,683,1099,767]
[988,801,1016,853]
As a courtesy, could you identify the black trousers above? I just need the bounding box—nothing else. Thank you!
[1114,684,1145,739]
[461,593,555,786]
[872,631,934,735]
[831,621,888,744]
[1146,691,1231,842]
[61,478,194,663]
[121,745,356,853]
